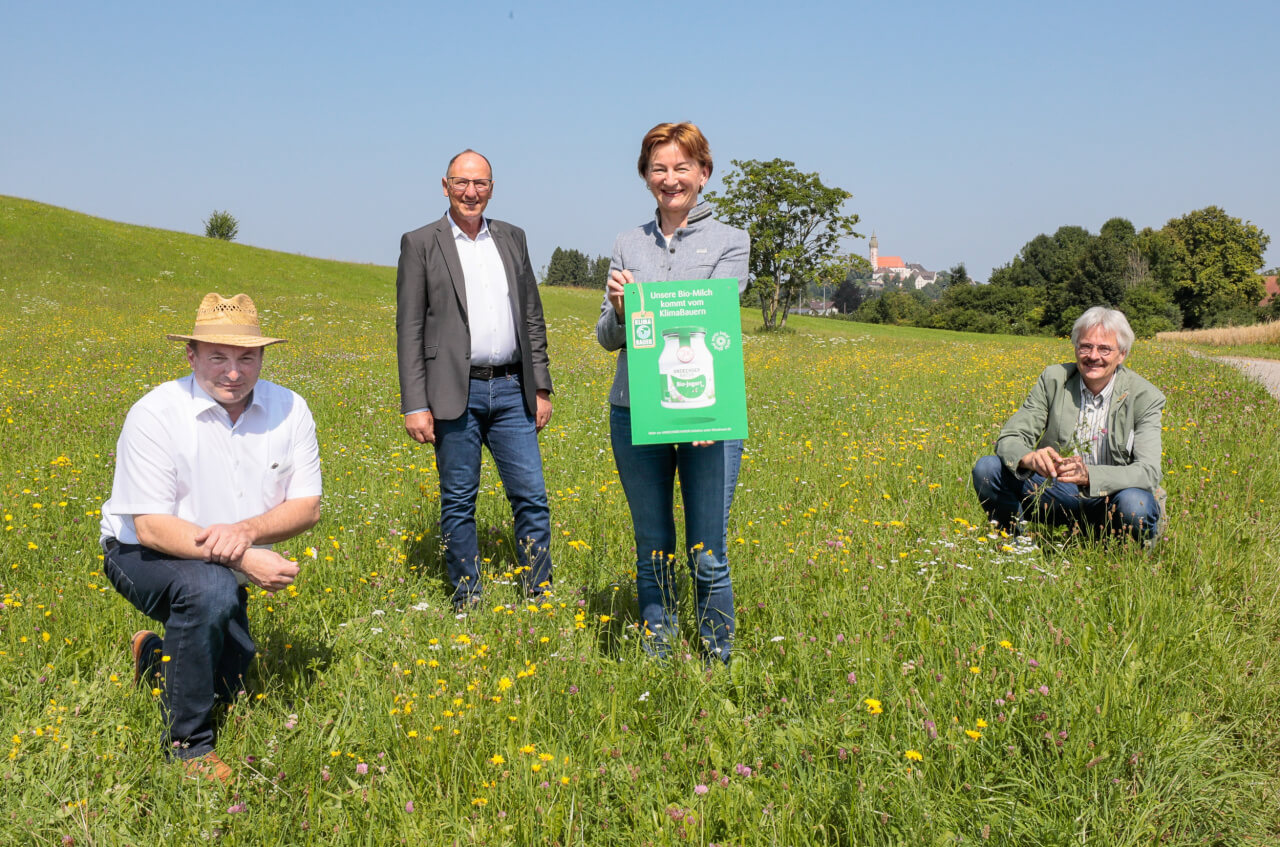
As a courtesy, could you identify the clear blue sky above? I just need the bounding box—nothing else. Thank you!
[3,1,1277,282]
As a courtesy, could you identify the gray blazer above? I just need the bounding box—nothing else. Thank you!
[597,202,749,406]
[396,214,553,421]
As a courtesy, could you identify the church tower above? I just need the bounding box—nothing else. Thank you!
[869,231,879,270]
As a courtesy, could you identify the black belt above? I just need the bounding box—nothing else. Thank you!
[469,362,519,380]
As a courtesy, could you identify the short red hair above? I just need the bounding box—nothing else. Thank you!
[637,122,713,178]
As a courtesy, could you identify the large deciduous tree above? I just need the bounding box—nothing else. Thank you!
[706,159,860,330]
[1158,206,1269,328]
[1045,217,1136,334]
[989,226,1093,291]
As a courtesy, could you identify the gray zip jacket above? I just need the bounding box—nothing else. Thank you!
[596,202,750,407]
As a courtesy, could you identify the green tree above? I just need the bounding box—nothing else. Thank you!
[1266,285,1280,320]
[861,289,929,326]
[1045,217,1135,334]
[831,279,867,314]
[989,226,1093,292]
[1135,226,1182,293]
[879,274,906,293]
[542,248,565,285]
[1159,206,1270,328]
[937,262,971,288]
[987,224,1109,334]
[588,255,610,290]
[929,282,1044,335]
[203,210,238,241]
[706,158,860,330]
[543,247,590,287]
[810,253,869,307]
[1120,283,1181,337]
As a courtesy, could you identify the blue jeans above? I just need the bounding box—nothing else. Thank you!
[102,541,253,760]
[971,455,1161,541]
[433,373,552,604]
[610,404,741,663]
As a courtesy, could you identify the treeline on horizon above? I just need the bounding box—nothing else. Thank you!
[539,246,610,290]
[836,205,1276,338]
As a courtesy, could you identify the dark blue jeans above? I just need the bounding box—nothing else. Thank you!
[971,454,1161,541]
[433,373,552,604]
[610,404,741,662]
[102,540,253,760]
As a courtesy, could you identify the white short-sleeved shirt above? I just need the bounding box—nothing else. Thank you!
[100,375,323,545]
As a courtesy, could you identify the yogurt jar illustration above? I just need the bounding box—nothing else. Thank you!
[659,327,715,409]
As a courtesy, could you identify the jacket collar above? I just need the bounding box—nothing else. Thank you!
[430,213,518,320]
[1061,365,1133,435]
[649,200,714,234]
[433,214,468,315]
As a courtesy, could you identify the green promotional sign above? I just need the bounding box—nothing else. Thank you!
[623,278,748,445]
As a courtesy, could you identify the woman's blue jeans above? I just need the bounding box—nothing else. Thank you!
[610,404,741,662]
[102,540,253,759]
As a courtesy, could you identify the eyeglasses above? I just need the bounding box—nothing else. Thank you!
[446,177,493,193]
[1076,344,1116,357]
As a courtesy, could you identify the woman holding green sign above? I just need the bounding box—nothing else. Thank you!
[596,122,750,664]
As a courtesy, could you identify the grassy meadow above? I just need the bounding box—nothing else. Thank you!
[2,196,1279,845]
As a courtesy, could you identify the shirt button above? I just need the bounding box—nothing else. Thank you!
[669,248,675,254]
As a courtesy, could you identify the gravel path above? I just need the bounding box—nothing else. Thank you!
[1219,357,1280,401]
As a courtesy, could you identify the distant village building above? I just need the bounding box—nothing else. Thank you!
[1261,275,1278,307]
[792,299,837,316]
[869,232,937,289]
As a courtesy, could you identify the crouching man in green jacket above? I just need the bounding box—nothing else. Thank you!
[972,306,1165,541]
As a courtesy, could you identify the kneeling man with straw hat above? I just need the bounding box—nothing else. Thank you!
[100,293,322,782]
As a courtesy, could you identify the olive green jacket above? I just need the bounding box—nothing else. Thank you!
[994,363,1165,498]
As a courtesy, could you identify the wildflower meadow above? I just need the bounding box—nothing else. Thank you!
[2,197,1278,845]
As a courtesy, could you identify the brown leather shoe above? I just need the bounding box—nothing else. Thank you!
[183,751,233,783]
[130,630,163,686]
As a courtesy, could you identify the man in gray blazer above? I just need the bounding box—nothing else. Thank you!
[395,149,554,610]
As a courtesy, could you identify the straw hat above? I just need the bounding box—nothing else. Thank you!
[166,293,286,347]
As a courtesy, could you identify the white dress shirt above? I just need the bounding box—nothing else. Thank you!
[101,375,322,546]
[451,217,519,367]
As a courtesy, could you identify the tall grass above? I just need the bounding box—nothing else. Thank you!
[2,197,1279,844]
[1156,320,1280,346]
